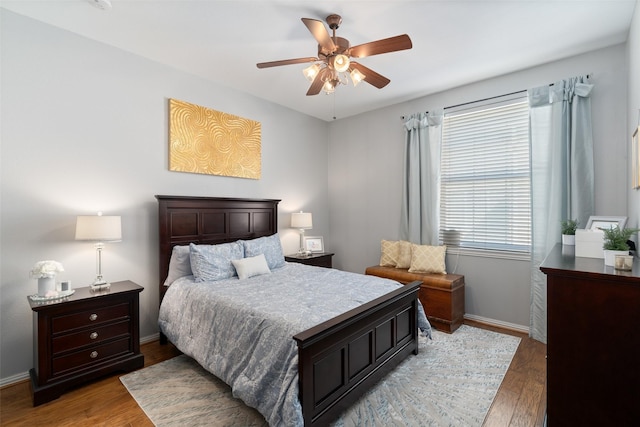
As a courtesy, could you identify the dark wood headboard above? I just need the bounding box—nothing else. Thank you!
[155,195,280,302]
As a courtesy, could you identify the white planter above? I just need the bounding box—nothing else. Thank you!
[562,234,575,245]
[603,250,628,267]
[37,276,56,296]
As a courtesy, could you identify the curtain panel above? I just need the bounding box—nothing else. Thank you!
[529,76,594,343]
[400,110,444,245]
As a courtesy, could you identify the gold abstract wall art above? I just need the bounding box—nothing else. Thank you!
[169,98,261,179]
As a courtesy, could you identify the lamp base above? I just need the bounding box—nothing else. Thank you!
[90,280,111,292]
[297,249,312,258]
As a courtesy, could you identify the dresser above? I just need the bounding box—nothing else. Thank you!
[540,244,640,426]
[285,252,334,268]
[28,280,144,406]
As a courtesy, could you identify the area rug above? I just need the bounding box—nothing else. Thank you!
[120,325,520,426]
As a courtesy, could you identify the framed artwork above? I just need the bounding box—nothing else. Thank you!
[633,126,640,189]
[585,216,627,232]
[169,98,261,179]
[304,236,324,253]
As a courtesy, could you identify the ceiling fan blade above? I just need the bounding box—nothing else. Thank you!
[306,68,328,96]
[256,57,318,69]
[301,18,336,55]
[349,34,412,58]
[350,62,390,89]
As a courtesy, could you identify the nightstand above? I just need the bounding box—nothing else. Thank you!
[285,253,334,268]
[28,280,144,406]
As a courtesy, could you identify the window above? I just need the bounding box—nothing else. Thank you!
[439,94,531,254]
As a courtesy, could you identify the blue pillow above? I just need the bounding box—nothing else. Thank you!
[241,233,285,270]
[189,242,244,282]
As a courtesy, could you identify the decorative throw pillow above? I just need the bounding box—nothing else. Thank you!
[380,240,399,267]
[396,240,413,269]
[163,245,192,286]
[231,254,271,280]
[241,233,286,270]
[189,241,244,282]
[408,244,447,274]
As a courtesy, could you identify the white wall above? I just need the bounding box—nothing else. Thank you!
[2,6,636,384]
[328,44,629,329]
[628,2,640,229]
[0,11,329,382]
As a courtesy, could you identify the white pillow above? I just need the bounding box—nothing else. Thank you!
[163,245,192,286]
[232,254,271,280]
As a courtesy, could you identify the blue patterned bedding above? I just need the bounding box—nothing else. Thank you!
[158,262,429,426]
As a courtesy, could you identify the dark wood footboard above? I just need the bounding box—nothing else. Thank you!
[294,280,421,426]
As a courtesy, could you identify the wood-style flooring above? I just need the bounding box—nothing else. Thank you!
[0,320,546,426]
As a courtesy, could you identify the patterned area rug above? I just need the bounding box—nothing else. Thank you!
[120,325,520,426]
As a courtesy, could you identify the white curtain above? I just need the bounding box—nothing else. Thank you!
[400,110,444,245]
[529,76,594,343]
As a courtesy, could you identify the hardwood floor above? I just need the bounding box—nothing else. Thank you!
[0,321,546,426]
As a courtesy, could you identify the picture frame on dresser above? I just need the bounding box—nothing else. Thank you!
[303,236,324,253]
[585,216,627,231]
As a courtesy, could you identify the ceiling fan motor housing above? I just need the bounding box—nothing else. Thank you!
[318,37,350,59]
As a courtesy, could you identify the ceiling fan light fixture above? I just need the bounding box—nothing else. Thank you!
[322,80,336,94]
[350,68,366,86]
[332,54,350,73]
[303,63,321,82]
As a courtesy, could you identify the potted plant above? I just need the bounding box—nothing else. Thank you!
[561,219,579,245]
[600,226,639,266]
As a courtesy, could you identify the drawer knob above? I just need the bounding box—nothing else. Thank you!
[90,332,98,340]
[89,314,98,321]
[90,351,98,359]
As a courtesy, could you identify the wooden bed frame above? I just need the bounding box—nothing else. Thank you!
[156,195,421,426]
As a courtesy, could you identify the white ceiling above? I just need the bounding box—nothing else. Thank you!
[1,0,636,121]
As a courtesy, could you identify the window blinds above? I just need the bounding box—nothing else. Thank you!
[440,97,531,253]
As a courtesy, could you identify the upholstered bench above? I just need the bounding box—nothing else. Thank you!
[365,265,465,333]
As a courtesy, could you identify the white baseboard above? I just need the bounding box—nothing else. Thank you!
[140,332,159,344]
[463,314,529,334]
[0,333,160,388]
[0,371,30,388]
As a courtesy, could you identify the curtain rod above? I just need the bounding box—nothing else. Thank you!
[401,89,525,120]
[401,74,591,120]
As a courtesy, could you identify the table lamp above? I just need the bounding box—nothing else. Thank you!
[75,212,121,291]
[291,211,312,256]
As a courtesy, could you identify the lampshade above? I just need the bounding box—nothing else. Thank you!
[75,215,122,242]
[332,54,350,73]
[291,212,313,229]
[303,63,321,82]
[350,68,366,86]
[322,80,336,94]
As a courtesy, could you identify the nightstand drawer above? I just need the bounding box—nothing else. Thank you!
[52,303,130,333]
[52,320,130,354]
[52,337,131,376]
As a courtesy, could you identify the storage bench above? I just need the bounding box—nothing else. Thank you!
[365,265,465,333]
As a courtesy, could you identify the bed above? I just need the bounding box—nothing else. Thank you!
[156,195,425,426]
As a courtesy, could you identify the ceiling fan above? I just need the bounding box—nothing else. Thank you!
[256,14,412,96]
